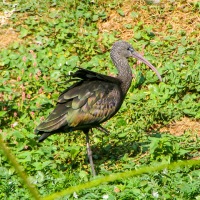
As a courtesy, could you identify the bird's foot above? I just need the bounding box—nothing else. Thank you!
[96,125,109,135]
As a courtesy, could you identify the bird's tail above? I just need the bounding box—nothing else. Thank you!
[37,132,53,142]
[35,104,69,142]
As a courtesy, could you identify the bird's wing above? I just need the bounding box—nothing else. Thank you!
[35,80,122,133]
[58,68,121,98]
[71,68,121,84]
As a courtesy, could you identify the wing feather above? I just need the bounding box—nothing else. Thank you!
[36,104,68,132]
[36,78,122,134]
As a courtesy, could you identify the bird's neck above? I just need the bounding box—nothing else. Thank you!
[111,53,133,97]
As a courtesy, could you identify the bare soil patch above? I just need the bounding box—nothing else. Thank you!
[98,0,199,40]
[159,117,200,136]
[0,10,21,48]
[0,28,20,49]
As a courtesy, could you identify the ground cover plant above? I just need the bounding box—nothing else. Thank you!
[0,0,200,199]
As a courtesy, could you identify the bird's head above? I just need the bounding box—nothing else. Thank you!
[111,40,162,81]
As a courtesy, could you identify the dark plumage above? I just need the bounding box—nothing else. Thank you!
[35,40,162,176]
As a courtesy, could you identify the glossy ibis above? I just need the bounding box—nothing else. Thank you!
[35,40,162,176]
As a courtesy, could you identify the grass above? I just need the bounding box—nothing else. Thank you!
[0,0,200,199]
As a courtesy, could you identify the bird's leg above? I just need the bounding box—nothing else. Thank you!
[85,131,96,176]
[96,125,110,135]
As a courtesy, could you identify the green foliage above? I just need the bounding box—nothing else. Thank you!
[0,0,200,199]
[149,134,191,162]
[1,139,199,200]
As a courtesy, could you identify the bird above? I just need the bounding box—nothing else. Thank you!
[35,40,162,176]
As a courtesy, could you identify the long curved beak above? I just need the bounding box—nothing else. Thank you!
[132,51,162,82]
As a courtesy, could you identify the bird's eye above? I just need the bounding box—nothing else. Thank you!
[127,47,134,52]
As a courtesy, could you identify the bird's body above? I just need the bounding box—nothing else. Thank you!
[36,68,124,141]
[35,41,162,176]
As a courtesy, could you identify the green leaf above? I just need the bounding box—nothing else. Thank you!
[117,9,125,17]
[118,132,127,138]
[131,12,139,18]
[0,111,7,117]
[124,24,132,29]
[92,15,99,21]
[134,32,142,40]
[20,27,29,38]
